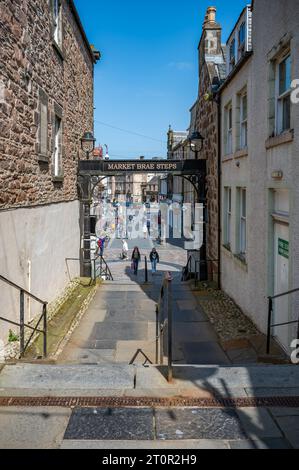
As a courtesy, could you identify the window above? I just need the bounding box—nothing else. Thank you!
[238,22,246,60]
[53,115,62,178]
[229,39,236,71]
[38,90,48,158]
[224,187,232,248]
[240,92,248,149]
[276,53,291,134]
[225,103,233,155]
[238,188,247,257]
[239,22,246,46]
[53,0,62,47]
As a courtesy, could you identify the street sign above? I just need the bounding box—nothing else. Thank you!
[79,159,205,176]
[278,238,289,259]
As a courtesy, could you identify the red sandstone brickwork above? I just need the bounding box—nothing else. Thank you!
[196,64,220,276]
[0,0,95,209]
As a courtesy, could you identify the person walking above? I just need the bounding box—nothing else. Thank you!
[96,236,105,257]
[131,247,141,276]
[121,239,129,260]
[149,247,160,274]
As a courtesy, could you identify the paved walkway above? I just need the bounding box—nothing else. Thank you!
[0,401,297,449]
[59,238,231,366]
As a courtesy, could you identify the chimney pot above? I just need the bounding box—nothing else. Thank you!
[204,6,217,26]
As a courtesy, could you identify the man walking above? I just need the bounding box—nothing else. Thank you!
[149,247,159,275]
[131,247,141,276]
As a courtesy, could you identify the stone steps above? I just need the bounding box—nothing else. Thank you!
[0,363,299,398]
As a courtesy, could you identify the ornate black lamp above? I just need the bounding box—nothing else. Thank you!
[81,131,96,159]
[188,131,204,157]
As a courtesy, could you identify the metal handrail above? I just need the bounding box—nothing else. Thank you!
[155,274,173,382]
[93,255,114,281]
[0,275,47,304]
[267,287,299,354]
[181,255,192,281]
[0,275,47,358]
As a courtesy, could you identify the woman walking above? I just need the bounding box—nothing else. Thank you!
[149,247,160,274]
[131,247,141,276]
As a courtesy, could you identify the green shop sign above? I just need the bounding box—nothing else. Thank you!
[278,238,289,259]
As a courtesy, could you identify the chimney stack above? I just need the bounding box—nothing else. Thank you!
[203,6,217,27]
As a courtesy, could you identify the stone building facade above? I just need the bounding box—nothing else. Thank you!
[194,7,226,281]
[167,7,225,278]
[0,0,99,345]
[220,0,299,355]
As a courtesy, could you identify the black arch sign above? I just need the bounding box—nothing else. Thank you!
[79,159,205,176]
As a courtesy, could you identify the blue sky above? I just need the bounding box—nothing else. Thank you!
[74,0,249,159]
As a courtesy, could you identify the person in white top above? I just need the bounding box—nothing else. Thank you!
[121,239,129,260]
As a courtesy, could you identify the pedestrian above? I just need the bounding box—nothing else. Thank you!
[147,218,151,237]
[121,239,128,260]
[131,247,141,275]
[149,247,159,274]
[143,222,148,239]
[97,236,106,257]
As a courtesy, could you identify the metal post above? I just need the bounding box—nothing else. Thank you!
[92,258,96,282]
[79,176,92,278]
[167,278,173,383]
[160,286,164,365]
[43,303,47,358]
[83,200,91,278]
[145,256,148,283]
[197,170,208,282]
[100,255,103,277]
[20,290,25,357]
[156,305,159,364]
[267,297,273,354]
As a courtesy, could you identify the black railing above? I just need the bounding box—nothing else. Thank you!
[156,273,173,382]
[267,287,299,354]
[144,256,148,283]
[93,255,114,281]
[0,275,47,359]
[181,255,192,281]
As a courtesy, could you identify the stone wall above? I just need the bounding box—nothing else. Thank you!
[0,0,94,209]
[195,63,220,279]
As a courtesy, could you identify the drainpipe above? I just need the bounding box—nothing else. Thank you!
[217,93,222,290]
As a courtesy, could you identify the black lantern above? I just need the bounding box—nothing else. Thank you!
[188,131,204,157]
[80,131,96,159]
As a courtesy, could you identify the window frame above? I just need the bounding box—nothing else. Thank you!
[229,38,236,71]
[275,51,291,135]
[224,187,232,249]
[53,114,62,178]
[225,103,233,155]
[239,91,248,149]
[239,188,247,257]
[52,0,62,47]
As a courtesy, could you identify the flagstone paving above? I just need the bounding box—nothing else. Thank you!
[0,405,297,448]
[58,240,233,366]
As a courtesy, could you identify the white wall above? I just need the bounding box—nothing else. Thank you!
[221,0,299,347]
[0,200,80,344]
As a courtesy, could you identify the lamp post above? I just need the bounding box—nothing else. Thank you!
[79,132,96,278]
[188,131,207,281]
[81,131,96,160]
